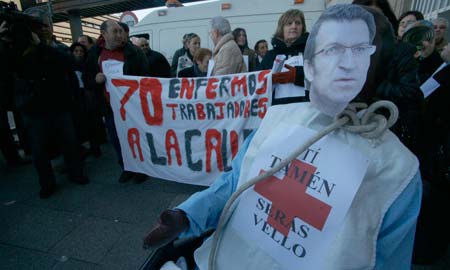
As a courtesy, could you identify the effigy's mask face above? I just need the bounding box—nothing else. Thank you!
[305,20,374,108]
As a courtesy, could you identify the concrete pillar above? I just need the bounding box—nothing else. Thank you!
[68,11,83,42]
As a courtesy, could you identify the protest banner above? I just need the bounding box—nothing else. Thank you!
[105,70,272,186]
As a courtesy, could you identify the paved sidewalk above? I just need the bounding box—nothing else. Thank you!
[0,143,204,270]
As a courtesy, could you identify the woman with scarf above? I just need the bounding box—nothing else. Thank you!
[258,9,310,105]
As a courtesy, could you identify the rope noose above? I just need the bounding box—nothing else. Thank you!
[207,100,399,270]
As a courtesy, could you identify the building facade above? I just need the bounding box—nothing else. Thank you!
[410,0,450,19]
[12,0,119,45]
[53,14,119,45]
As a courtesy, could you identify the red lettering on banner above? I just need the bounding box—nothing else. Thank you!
[128,128,144,162]
[243,100,251,118]
[196,103,206,120]
[165,129,182,166]
[166,103,178,120]
[140,78,163,126]
[112,79,139,121]
[205,129,223,172]
[230,130,239,158]
[254,160,332,237]
[234,101,240,118]
[258,97,269,119]
[231,75,248,97]
[256,70,271,95]
[206,78,219,99]
[215,102,225,120]
[180,78,195,99]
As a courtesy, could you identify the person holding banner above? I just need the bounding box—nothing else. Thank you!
[143,4,422,270]
[83,20,150,183]
[258,9,309,105]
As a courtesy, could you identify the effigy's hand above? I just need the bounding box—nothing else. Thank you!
[143,209,189,249]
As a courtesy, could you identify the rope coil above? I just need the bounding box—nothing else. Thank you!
[208,101,399,270]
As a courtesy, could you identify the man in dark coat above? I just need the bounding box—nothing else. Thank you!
[83,20,150,183]
[0,26,30,167]
[9,22,89,199]
[134,37,171,78]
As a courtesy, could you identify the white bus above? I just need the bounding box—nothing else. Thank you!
[130,0,326,63]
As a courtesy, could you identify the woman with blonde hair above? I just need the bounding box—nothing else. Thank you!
[258,9,309,105]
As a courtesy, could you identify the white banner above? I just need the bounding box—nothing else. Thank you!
[106,70,272,186]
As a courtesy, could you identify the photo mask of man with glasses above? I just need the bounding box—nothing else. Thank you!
[304,6,376,117]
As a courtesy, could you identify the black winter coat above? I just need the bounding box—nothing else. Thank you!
[374,42,424,154]
[13,43,78,113]
[170,47,186,77]
[0,40,14,110]
[419,63,450,185]
[178,64,206,78]
[258,33,309,105]
[418,51,443,84]
[146,49,171,78]
[413,63,450,266]
[82,42,150,116]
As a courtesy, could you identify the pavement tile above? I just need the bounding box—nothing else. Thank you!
[0,205,82,252]
[0,244,58,270]
[0,217,79,252]
[52,258,102,270]
[48,217,123,263]
[0,203,83,227]
[83,146,122,186]
[100,223,150,270]
[79,186,175,225]
[140,177,206,194]
[0,169,38,203]
[21,182,123,212]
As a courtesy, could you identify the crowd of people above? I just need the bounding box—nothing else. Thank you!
[0,1,449,269]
